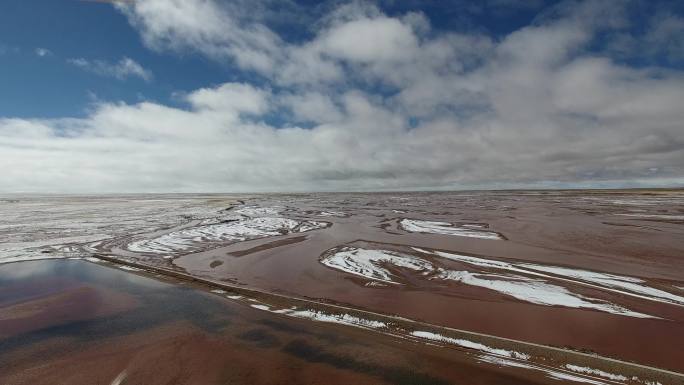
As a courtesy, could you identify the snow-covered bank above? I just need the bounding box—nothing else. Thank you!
[400,219,503,240]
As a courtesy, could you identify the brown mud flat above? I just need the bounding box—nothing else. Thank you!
[1,259,648,385]
[89,254,683,385]
[4,190,684,381]
[110,191,683,372]
[86,190,684,373]
[229,235,309,257]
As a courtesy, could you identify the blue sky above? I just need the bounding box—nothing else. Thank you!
[0,0,683,192]
[0,0,237,118]
[0,0,552,118]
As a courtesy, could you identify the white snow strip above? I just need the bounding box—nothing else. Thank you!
[84,257,101,263]
[323,247,654,317]
[480,356,612,385]
[546,371,609,385]
[274,309,387,329]
[478,355,536,369]
[320,247,434,284]
[110,369,127,385]
[246,300,387,330]
[424,249,524,272]
[250,304,271,311]
[519,264,684,306]
[411,331,530,360]
[435,269,651,318]
[297,220,328,232]
[400,219,503,240]
[564,365,628,381]
[128,217,326,254]
[118,265,142,272]
[210,289,227,294]
[226,295,242,300]
[423,248,684,309]
[319,211,346,217]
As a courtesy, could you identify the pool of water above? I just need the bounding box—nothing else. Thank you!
[0,260,236,354]
[1,260,510,385]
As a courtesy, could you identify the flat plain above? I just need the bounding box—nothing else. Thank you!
[1,190,683,384]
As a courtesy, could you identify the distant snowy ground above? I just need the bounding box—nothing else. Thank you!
[128,210,327,255]
[0,196,334,263]
[0,195,241,264]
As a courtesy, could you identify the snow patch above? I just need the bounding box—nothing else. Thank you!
[519,264,684,306]
[297,220,328,232]
[247,301,387,330]
[411,331,530,360]
[319,211,346,217]
[322,246,654,318]
[118,265,142,272]
[128,217,326,254]
[564,365,628,381]
[425,248,683,309]
[110,369,127,385]
[250,304,271,311]
[400,219,503,240]
[275,308,387,329]
[546,371,609,385]
[235,206,282,217]
[479,356,610,385]
[435,269,651,318]
[478,355,536,369]
[320,247,434,284]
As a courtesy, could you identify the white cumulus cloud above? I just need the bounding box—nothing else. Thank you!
[68,57,153,81]
[0,0,683,193]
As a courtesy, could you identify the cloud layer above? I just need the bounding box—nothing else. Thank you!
[1,0,683,192]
